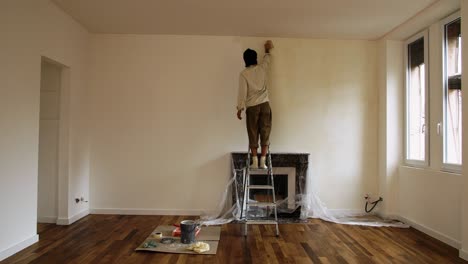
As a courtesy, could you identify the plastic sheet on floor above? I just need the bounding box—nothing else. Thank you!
[199,157,409,228]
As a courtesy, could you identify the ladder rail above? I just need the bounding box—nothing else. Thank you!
[242,146,280,237]
[240,149,250,220]
[244,149,250,235]
[268,148,280,236]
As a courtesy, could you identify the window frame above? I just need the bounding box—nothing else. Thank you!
[441,11,462,173]
[404,29,430,167]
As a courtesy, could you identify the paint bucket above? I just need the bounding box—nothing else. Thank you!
[180,220,198,244]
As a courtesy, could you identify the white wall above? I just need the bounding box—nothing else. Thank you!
[399,167,462,246]
[377,40,388,215]
[88,35,379,214]
[0,0,89,260]
[461,0,468,260]
[377,40,404,217]
[378,0,466,257]
[396,19,463,248]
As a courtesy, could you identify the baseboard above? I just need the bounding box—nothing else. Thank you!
[90,208,204,216]
[397,216,461,249]
[57,208,89,225]
[0,234,39,261]
[460,249,468,261]
[37,216,57,224]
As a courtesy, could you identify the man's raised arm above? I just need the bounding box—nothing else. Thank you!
[259,40,274,70]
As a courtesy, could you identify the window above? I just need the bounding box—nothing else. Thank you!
[405,30,429,166]
[404,13,463,171]
[442,13,462,169]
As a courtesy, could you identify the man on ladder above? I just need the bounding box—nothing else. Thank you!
[236,40,274,169]
[237,40,279,237]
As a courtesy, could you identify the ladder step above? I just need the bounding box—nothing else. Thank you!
[248,168,269,172]
[247,185,274,190]
[246,202,276,207]
[246,220,278,225]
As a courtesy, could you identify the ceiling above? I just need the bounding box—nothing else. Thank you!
[53,0,437,39]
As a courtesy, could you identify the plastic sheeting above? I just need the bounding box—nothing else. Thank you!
[199,158,408,228]
[301,192,408,227]
[199,168,242,226]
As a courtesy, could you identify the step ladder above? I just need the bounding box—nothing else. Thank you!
[241,147,280,237]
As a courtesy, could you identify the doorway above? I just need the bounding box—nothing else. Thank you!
[37,58,66,224]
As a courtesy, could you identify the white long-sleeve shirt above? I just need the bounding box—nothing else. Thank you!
[237,53,271,111]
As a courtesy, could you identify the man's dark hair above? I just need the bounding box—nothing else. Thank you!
[243,49,257,67]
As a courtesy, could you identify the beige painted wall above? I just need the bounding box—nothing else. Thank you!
[461,0,468,259]
[88,35,379,213]
[0,0,89,258]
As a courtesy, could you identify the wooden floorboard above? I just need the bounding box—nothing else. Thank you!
[1,215,466,264]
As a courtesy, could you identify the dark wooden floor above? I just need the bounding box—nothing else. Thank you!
[2,215,466,264]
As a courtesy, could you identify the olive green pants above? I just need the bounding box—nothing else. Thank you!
[246,102,272,148]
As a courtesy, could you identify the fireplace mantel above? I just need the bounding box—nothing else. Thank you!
[231,152,309,218]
